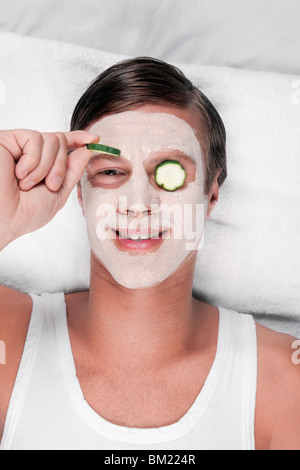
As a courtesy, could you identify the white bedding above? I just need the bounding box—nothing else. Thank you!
[0,0,300,74]
[0,32,299,337]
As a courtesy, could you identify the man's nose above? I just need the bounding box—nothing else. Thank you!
[118,203,152,219]
[118,171,160,216]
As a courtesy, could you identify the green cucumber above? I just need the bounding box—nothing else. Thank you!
[155,160,186,191]
[86,143,121,156]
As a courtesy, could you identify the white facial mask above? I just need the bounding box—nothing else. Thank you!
[80,111,207,289]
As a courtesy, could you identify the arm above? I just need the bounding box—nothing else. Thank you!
[255,323,300,450]
[0,128,99,439]
[269,348,300,450]
[0,285,33,440]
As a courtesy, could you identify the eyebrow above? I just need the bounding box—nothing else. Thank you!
[88,154,128,164]
[146,150,196,167]
[87,150,196,167]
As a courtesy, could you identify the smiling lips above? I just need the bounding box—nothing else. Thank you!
[109,227,171,252]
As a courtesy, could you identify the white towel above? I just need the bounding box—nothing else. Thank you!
[0,32,299,336]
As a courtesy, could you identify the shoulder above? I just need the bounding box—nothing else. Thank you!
[0,285,33,439]
[255,322,300,450]
[256,322,299,385]
[0,285,32,336]
[0,284,33,372]
[256,321,298,368]
[0,285,33,377]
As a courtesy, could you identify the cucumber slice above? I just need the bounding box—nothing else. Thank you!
[86,143,121,157]
[155,160,186,191]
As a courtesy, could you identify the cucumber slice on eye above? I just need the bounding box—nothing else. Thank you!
[86,143,121,157]
[155,160,186,191]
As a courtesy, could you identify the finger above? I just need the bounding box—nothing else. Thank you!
[58,146,92,204]
[14,130,44,180]
[44,132,68,191]
[18,133,60,191]
[64,130,100,151]
[0,143,18,196]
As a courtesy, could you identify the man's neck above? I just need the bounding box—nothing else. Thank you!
[69,252,206,371]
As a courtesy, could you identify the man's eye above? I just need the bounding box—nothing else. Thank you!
[155,160,186,191]
[96,169,124,176]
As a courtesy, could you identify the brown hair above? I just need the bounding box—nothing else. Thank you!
[70,57,227,193]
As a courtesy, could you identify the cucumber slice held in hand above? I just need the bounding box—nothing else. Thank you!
[86,143,121,157]
[155,160,186,191]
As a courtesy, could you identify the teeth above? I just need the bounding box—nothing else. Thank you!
[117,230,161,240]
[128,234,141,240]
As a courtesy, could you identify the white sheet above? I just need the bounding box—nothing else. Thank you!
[0,0,299,74]
[0,32,299,337]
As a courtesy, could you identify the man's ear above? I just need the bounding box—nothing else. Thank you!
[206,169,221,219]
[77,183,85,217]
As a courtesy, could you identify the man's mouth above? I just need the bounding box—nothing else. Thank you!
[113,228,170,241]
[109,227,171,253]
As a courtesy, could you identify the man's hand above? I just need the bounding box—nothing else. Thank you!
[0,129,99,248]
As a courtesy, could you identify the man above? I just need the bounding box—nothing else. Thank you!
[0,58,299,450]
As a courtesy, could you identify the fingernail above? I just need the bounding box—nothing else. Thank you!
[89,134,100,142]
[18,168,29,179]
[52,176,62,189]
[21,170,29,179]
[22,179,35,190]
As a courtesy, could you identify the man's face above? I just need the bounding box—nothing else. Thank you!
[78,104,209,289]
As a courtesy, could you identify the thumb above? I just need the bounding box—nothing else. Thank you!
[59,146,92,205]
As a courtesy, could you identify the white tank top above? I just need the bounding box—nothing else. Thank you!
[0,292,257,450]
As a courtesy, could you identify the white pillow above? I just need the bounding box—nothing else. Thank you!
[0,0,299,75]
[0,32,299,336]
